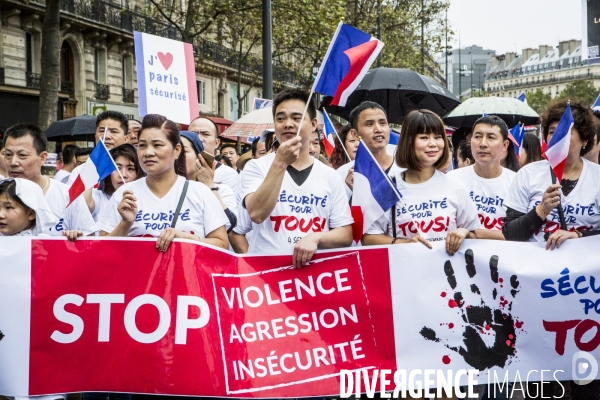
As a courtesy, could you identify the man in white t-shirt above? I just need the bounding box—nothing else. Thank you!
[3,124,97,235]
[337,101,403,200]
[67,110,130,186]
[188,116,240,198]
[241,88,353,266]
[448,115,516,240]
[54,144,79,183]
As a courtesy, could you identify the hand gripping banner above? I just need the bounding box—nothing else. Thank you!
[0,237,599,397]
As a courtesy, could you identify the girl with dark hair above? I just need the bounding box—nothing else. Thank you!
[500,139,520,172]
[84,144,144,221]
[519,131,543,167]
[97,114,229,251]
[503,99,600,249]
[0,178,56,236]
[362,109,481,256]
[330,125,358,170]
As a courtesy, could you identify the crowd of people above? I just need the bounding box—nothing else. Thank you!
[1,88,600,399]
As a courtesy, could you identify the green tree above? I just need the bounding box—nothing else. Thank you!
[526,89,551,115]
[555,80,599,106]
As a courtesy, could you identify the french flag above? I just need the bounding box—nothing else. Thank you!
[314,23,384,107]
[67,141,118,206]
[322,109,337,158]
[508,123,525,155]
[386,129,400,156]
[351,141,402,243]
[592,94,600,111]
[545,103,574,182]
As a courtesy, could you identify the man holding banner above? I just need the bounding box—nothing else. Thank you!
[241,89,353,266]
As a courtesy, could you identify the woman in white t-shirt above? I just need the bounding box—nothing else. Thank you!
[363,109,481,255]
[504,99,600,249]
[97,114,229,251]
[84,144,145,221]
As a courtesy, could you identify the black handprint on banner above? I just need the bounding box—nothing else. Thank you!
[0,330,4,341]
[420,249,522,370]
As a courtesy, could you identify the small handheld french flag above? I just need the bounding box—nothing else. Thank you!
[67,141,118,206]
[351,141,402,243]
[545,103,574,183]
[517,92,527,104]
[313,23,384,107]
[322,109,337,158]
[387,129,400,155]
[592,94,600,111]
[508,123,525,156]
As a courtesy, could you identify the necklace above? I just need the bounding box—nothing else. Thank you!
[41,176,50,194]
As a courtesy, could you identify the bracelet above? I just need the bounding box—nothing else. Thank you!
[536,204,547,217]
[391,237,398,245]
[575,230,583,238]
[211,187,219,191]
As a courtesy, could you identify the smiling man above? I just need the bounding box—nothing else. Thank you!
[337,101,403,199]
[448,115,516,240]
[240,89,353,266]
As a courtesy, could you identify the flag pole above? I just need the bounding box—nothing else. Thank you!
[295,89,315,137]
[323,107,352,161]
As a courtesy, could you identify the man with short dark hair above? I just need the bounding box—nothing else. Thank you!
[76,148,93,166]
[67,111,129,185]
[54,144,79,183]
[221,143,240,172]
[251,138,266,159]
[448,115,516,240]
[3,123,96,235]
[338,101,402,199]
[241,88,353,266]
[127,119,142,146]
[188,116,240,197]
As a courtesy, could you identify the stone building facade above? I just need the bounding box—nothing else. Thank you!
[0,0,294,134]
[483,40,600,99]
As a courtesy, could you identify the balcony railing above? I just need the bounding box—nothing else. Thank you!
[0,67,4,84]
[486,72,596,92]
[26,72,41,89]
[123,87,134,103]
[95,82,109,100]
[60,81,73,94]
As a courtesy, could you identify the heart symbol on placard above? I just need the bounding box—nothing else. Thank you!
[157,52,173,70]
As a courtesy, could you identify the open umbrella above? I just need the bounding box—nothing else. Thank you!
[443,97,539,129]
[320,67,460,123]
[45,115,97,139]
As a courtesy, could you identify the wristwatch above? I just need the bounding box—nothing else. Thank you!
[211,187,219,191]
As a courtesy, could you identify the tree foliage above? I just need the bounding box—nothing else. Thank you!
[526,89,551,115]
[555,80,599,106]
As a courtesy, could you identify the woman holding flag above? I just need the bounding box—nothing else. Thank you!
[362,109,481,256]
[503,99,600,249]
[97,114,229,251]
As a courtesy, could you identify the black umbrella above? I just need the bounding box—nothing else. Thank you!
[320,68,460,123]
[45,115,97,139]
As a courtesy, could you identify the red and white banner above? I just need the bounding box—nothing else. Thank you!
[1,237,599,397]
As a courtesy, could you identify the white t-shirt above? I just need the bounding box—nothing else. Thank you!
[505,159,600,242]
[367,169,481,242]
[66,164,83,186]
[53,169,70,183]
[447,165,516,231]
[215,164,240,201]
[337,160,404,200]
[45,179,97,235]
[241,153,354,254]
[97,176,229,238]
[91,188,111,222]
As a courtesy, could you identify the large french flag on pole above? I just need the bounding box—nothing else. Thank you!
[313,23,384,107]
[545,103,574,182]
[67,141,117,206]
[322,109,337,158]
[351,141,402,243]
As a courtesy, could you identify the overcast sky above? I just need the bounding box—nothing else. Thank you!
[447,0,582,54]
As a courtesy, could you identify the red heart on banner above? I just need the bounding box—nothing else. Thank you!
[157,52,173,70]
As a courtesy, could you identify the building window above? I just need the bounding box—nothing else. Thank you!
[26,32,34,73]
[122,55,133,89]
[94,49,107,84]
[197,80,206,105]
[242,89,249,114]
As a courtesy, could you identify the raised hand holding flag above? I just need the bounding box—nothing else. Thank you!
[544,103,574,182]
